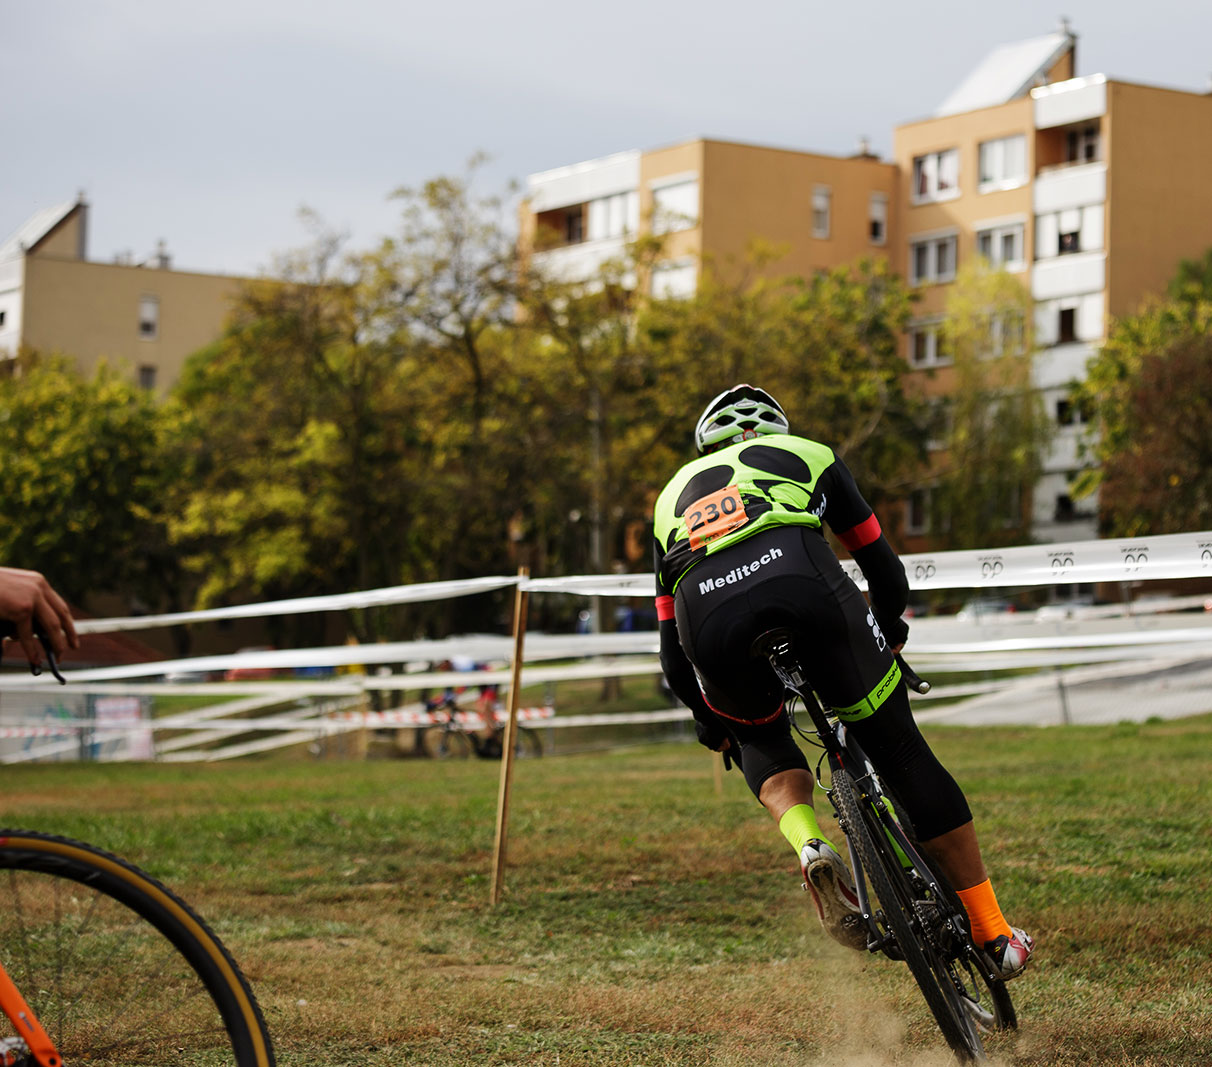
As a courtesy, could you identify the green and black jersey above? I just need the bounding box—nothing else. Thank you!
[652,434,909,720]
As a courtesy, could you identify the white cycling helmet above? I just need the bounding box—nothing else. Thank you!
[694,384,790,454]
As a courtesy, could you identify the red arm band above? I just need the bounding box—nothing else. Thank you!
[655,595,675,622]
[839,513,881,553]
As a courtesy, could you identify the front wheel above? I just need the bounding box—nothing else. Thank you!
[422,725,474,759]
[830,770,988,1062]
[0,829,275,1066]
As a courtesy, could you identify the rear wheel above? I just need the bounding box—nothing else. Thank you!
[0,829,274,1066]
[831,769,987,1062]
[513,726,543,759]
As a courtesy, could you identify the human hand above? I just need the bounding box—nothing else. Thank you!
[0,567,79,669]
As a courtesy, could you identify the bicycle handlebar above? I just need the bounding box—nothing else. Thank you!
[896,653,930,696]
[0,620,67,685]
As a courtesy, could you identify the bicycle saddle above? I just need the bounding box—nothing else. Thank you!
[749,627,796,660]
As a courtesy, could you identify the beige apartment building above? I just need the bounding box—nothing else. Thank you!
[520,26,1212,548]
[895,27,1212,546]
[521,138,897,297]
[0,196,247,392]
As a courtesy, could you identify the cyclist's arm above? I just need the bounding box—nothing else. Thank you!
[816,457,910,649]
[653,541,727,747]
[0,565,79,666]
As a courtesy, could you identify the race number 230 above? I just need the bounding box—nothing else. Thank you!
[685,485,748,550]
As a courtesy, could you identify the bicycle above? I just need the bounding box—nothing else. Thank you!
[421,692,544,760]
[0,628,276,1065]
[752,628,1016,1064]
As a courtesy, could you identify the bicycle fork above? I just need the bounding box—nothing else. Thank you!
[0,963,60,1067]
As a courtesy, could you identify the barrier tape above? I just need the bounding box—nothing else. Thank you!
[66,530,1212,642]
[329,706,555,727]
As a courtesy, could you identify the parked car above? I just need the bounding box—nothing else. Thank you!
[223,646,276,681]
[955,598,1017,622]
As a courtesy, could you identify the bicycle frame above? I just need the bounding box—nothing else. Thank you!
[0,961,60,1067]
[761,632,1003,987]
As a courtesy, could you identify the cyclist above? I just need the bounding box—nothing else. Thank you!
[653,385,1033,978]
[0,565,78,671]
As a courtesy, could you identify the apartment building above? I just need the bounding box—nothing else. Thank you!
[523,27,1212,547]
[0,196,247,392]
[896,27,1212,544]
[520,138,898,296]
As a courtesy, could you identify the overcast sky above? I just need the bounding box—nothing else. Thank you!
[4,0,1211,277]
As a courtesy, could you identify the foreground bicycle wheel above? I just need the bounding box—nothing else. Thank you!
[830,772,994,1062]
[0,830,275,1066]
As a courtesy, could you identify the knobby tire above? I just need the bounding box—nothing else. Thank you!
[0,829,275,1066]
[830,770,986,1062]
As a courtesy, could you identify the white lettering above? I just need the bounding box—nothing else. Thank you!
[699,545,786,596]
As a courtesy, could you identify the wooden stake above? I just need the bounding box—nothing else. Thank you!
[490,567,529,906]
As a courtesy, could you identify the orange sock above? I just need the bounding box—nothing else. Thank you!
[955,879,1012,945]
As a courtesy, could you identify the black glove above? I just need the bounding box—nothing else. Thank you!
[873,610,909,651]
[694,718,740,771]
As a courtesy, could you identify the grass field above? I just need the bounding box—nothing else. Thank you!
[2,712,1211,1066]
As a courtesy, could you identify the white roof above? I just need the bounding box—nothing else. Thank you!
[0,200,78,263]
[936,32,1074,117]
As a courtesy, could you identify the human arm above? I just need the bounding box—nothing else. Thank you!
[817,457,910,649]
[653,541,731,753]
[0,566,80,669]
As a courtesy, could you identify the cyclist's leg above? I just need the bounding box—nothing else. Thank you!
[799,580,1034,976]
[672,529,863,946]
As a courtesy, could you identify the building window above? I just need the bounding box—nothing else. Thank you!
[138,364,157,391]
[138,295,159,339]
[912,148,959,203]
[0,310,6,327]
[651,178,699,235]
[1058,229,1080,254]
[1058,307,1077,344]
[977,135,1027,191]
[1056,397,1091,426]
[1066,125,1100,164]
[811,185,831,239]
[909,233,958,285]
[869,194,887,245]
[906,489,931,535]
[975,222,1025,270]
[990,311,1026,356]
[908,320,948,367]
[587,192,638,241]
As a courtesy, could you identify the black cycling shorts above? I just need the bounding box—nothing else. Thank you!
[674,525,971,841]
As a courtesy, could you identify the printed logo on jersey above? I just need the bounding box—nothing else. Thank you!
[866,611,887,652]
[698,547,784,595]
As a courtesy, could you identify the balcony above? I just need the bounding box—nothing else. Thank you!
[1033,342,1096,390]
[1032,251,1106,301]
[1032,75,1107,130]
[531,237,632,285]
[1034,162,1106,215]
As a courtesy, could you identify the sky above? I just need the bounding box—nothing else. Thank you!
[4,0,1212,278]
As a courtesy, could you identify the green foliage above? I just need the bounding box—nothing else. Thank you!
[929,262,1052,548]
[639,254,929,519]
[0,351,178,606]
[1095,333,1212,536]
[1075,249,1212,535]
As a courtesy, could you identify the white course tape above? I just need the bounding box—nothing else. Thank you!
[66,530,1212,643]
[76,575,520,634]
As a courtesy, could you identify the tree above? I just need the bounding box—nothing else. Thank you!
[641,253,930,525]
[0,351,178,611]
[1074,249,1212,534]
[925,262,1052,549]
[167,226,435,643]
